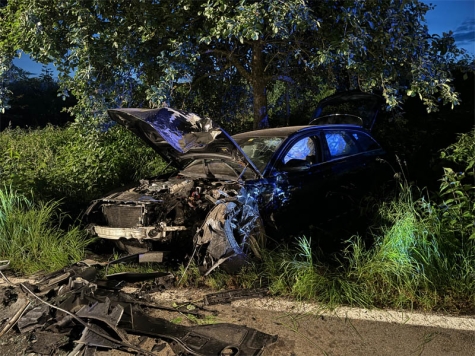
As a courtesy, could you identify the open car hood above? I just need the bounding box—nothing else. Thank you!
[310,91,384,130]
[108,108,262,179]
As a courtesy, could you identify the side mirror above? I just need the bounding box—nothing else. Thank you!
[281,159,310,172]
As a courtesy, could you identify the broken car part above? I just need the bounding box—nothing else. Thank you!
[0,263,278,355]
[203,288,269,306]
[0,260,10,271]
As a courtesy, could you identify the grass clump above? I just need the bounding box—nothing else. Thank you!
[0,187,93,274]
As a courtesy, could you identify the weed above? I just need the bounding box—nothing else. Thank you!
[170,317,183,324]
[103,261,164,277]
[176,261,202,288]
[185,314,217,325]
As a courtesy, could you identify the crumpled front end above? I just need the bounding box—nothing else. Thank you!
[194,187,262,274]
[85,178,196,244]
[85,176,265,272]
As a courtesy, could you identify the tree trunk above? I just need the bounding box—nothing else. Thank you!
[251,41,268,130]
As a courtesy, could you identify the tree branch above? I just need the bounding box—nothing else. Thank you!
[202,48,253,83]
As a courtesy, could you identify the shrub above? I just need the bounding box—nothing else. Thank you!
[438,128,475,242]
[0,124,167,216]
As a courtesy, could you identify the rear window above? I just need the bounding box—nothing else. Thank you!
[325,132,358,158]
[324,130,380,159]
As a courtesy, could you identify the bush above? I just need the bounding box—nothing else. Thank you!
[0,123,167,216]
[438,128,475,242]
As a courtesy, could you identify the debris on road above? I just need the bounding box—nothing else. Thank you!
[203,288,269,306]
[0,261,277,355]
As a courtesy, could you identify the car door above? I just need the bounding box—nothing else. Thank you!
[319,128,387,218]
[265,129,330,234]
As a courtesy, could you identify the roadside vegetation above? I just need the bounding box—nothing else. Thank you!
[0,187,91,274]
[0,123,167,214]
[0,117,474,312]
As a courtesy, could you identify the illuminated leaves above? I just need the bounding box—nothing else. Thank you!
[0,0,472,126]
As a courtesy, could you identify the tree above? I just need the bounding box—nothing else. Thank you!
[1,0,472,129]
[2,67,76,129]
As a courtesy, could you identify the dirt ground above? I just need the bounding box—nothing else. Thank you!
[1,277,475,356]
[146,288,475,356]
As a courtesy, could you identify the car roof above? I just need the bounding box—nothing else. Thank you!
[232,124,366,139]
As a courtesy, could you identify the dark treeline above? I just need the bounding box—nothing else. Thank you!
[0,68,76,131]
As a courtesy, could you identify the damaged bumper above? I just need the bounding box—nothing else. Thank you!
[93,224,187,240]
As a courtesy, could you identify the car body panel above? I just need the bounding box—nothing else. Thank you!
[108,108,262,178]
[311,90,384,130]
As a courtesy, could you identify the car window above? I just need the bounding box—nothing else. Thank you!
[283,137,318,164]
[351,132,381,152]
[238,137,284,172]
[324,131,359,158]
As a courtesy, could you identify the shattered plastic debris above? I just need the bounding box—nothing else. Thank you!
[0,288,30,338]
[17,304,50,333]
[203,288,269,306]
[0,262,277,355]
[0,260,10,270]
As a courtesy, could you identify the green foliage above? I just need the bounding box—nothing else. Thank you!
[438,129,475,241]
[267,80,335,126]
[0,187,92,274]
[176,261,202,288]
[1,0,471,128]
[103,261,163,278]
[0,124,167,212]
[438,167,475,241]
[440,129,475,179]
[0,54,14,114]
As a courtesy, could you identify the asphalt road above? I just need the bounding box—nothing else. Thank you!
[150,289,475,356]
[1,276,474,356]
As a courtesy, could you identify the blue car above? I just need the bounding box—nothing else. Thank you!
[85,92,390,272]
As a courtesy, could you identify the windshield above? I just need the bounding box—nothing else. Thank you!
[180,159,257,180]
[235,136,285,172]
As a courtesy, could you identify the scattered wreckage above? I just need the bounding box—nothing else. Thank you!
[85,92,390,272]
[0,259,276,355]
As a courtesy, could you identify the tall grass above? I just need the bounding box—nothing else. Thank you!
[250,177,475,312]
[0,187,93,274]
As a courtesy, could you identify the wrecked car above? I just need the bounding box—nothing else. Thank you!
[85,92,390,272]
